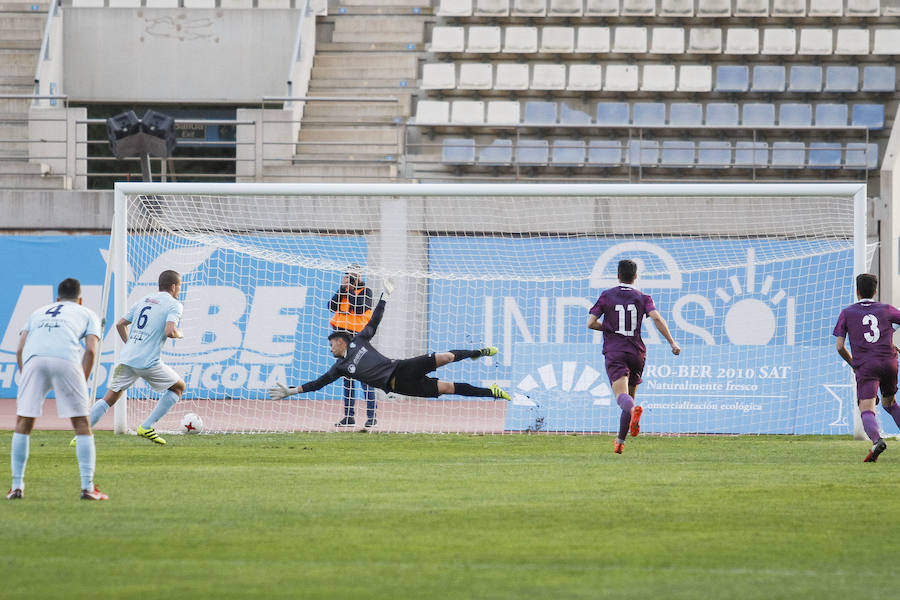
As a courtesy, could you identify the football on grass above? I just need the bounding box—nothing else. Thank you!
[181,413,203,434]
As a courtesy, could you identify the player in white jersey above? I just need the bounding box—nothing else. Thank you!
[8,278,108,501]
[85,270,186,445]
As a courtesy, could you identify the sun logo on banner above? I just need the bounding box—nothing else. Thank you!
[515,361,612,406]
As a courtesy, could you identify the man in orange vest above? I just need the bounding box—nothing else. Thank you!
[329,267,377,427]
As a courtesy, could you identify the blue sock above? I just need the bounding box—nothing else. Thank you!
[90,401,110,427]
[75,435,95,491]
[10,432,29,491]
[141,390,179,430]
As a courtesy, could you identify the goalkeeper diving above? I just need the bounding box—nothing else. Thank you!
[269,279,511,402]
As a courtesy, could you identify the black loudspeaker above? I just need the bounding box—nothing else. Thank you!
[140,110,177,158]
[107,111,143,158]
[106,110,177,159]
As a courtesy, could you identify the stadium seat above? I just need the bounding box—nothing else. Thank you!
[706,103,739,127]
[742,103,776,127]
[735,0,768,17]
[835,29,870,55]
[824,66,859,92]
[862,66,896,92]
[567,64,603,91]
[808,142,842,169]
[531,64,566,90]
[551,140,586,166]
[451,100,485,124]
[504,27,539,53]
[109,0,142,5]
[773,0,805,16]
[762,28,796,55]
[788,65,823,92]
[430,27,466,53]
[587,140,623,166]
[541,27,575,53]
[814,103,848,126]
[184,0,215,7]
[560,102,593,125]
[661,141,695,166]
[846,0,879,16]
[458,63,493,90]
[844,143,878,169]
[697,141,732,167]
[145,0,178,6]
[575,27,611,53]
[697,0,730,16]
[595,102,630,126]
[422,64,456,90]
[523,101,558,124]
[687,28,723,53]
[633,102,666,127]
[512,0,547,16]
[478,139,514,165]
[486,101,521,124]
[734,141,768,167]
[852,104,884,129]
[415,100,450,124]
[626,140,660,167]
[661,0,693,16]
[442,138,476,164]
[641,64,676,91]
[669,102,704,127]
[604,64,639,91]
[549,0,583,15]
[809,0,842,15]
[622,0,655,15]
[585,0,619,15]
[517,139,550,165]
[726,28,760,55]
[779,103,812,126]
[495,64,530,90]
[715,65,750,92]
[468,27,502,53]
[799,28,833,55]
[751,65,786,92]
[474,0,510,15]
[678,65,713,92]
[650,28,686,54]
[873,30,900,55]
[437,0,473,16]
[771,141,806,167]
[613,27,648,53]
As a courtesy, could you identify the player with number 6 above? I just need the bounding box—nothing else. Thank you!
[588,259,681,454]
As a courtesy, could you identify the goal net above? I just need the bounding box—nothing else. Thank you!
[106,182,867,435]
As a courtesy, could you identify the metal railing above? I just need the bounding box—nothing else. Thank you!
[33,0,60,104]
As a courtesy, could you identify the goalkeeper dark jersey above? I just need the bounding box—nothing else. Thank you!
[300,299,399,393]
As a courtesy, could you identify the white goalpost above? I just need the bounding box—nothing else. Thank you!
[104,182,867,436]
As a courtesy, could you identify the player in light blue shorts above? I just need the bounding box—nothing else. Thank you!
[9,278,108,501]
[86,270,186,445]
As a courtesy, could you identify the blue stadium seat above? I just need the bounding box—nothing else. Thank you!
[442,138,476,164]
[814,103,848,127]
[523,101,558,125]
[705,103,739,127]
[715,65,750,92]
[587,139,623,166]
[595,102,630,126]
[560,102,592,125]
[771,141,806,168]
[516,139,550,165]
[669,103,703,127]
[742,103,776,127]
[852,104,885,129]
[661,140,695,166]
[751,65,786,92]
[626,140,660,166]
[632,102,666,127]
[478,139,513,165]
[808,142,842,168]
[779,103,812,127]
[844,142,879,169]
[788,65,822,92]
[697,141,732,167]
[551,139,586,166]
[824,66,859,92]
[862,66,896,92]
[734,141,768,167]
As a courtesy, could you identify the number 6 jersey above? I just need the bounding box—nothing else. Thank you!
[833,299,900,369]
[118,291,183,369]
[589,284,657,356]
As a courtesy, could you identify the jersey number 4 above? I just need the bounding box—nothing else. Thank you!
[45,304,63,317]
[615,304,638,337]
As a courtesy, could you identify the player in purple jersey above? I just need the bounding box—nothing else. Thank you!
[588,260,680,454]
[833,273,900,462]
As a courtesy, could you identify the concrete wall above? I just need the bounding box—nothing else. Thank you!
[62,8,298,102]
[0,190,113,230]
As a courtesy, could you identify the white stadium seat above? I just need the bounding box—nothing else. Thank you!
[541,27,575,53]
[567,64,603,91]
[799,28,833,55]
[697,0,730,16]
[835,28,870,55]
[431,27,466,53]
[437,0,473,16]
[422,63,456,90]
[847,0,879,16]
[809,0,842,14]
[458,63,493,89]
[549,0,584,14]
[585,0,619,15]
[486,101,521,125]
[415,100,450,124]
[688,28,723,53]
[773,0,804,15]
[451,100,485,124]
[184,0,216,6]
[612,27,648,53]
[873,29,900,55]
[622,0,656,15]
[604,64,639,91]
[660,0,694,15]
[109,0,142,6]
[474,0,510,15]
[145,0,179,6]
[641,64,676,91]
[531,64,567,90]
[650,28,685,54]
[512,0,547,15]
[735,0,768,16]
[495,63,530,89]
[725,28,760,55]
[503,27,539,53]
[762,28,796,55]
[219,0,253,6]
[575,27,611,53]
[468,27,503,53]
[678,65,713,91]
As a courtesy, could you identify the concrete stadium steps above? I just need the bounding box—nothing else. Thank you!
[296,125,402,155]
[0,161,66,189]
[263,161,397,181]
[302,101,406,121]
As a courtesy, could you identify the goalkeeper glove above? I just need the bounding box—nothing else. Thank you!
[269,382,299,400]
[382,277,395,300]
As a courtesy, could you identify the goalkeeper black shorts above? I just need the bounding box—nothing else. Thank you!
[390,353,440,398]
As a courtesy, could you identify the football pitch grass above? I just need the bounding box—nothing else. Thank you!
[3,431,899,599]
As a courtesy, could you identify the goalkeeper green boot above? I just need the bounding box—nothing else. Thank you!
[136,426,166,445]
[490,384,511,401]
[477,347,498,359]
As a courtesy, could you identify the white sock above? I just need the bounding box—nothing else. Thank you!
[90,401,110,427]
[141,390,179,430]
[10,432,29,491]
[75,434,95,491]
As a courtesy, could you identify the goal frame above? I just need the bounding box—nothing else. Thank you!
[107,181,868,435]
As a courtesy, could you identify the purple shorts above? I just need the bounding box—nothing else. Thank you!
[855,355,899,402]
[605,351,645,387]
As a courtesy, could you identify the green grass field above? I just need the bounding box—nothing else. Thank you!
[3,431,899,599]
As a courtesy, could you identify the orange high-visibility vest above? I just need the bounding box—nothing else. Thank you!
[329,288,373,333]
